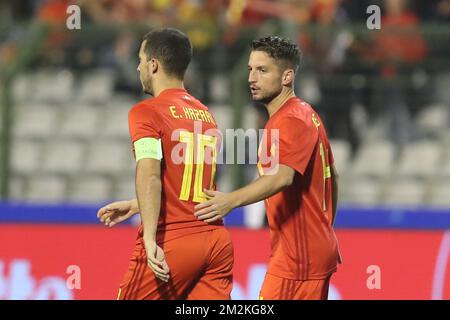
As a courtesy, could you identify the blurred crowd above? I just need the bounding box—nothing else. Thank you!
[2,0,450,26]
[1,0,448,73]
[1,0,449,52]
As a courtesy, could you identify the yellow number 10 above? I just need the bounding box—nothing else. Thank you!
[179,132,217,203]
[319,142,331,211]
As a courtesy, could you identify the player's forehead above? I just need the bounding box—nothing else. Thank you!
[248,50,277,68]
[139,40,147,59]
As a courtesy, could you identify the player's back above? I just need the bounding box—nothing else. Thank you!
[128,88,223,243]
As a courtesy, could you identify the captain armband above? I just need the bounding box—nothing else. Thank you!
[134,137,163,161]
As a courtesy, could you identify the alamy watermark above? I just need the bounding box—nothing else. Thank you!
[66,5,81,30]
[366,265,382,290]
[366,5,381,30]
[169,121,279,173]
[66,265,81,290]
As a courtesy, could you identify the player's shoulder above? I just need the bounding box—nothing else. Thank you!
[276,97,317,126]
[152,91,209,111]
[185,93,210,111]
[287,97,316,118]
[129,98,160,116]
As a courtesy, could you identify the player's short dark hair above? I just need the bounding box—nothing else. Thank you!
[142,28,192,80]
[251,36,302,72]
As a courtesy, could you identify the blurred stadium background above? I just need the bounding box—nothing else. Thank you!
[0,0,449,300]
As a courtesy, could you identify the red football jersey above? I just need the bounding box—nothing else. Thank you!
[128,88,223,243]
[258,97,340,280]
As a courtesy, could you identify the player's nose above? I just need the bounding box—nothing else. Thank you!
[248,70,256,83]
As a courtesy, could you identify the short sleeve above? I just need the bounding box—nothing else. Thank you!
[277,116,319,175]
[128,103,162,143]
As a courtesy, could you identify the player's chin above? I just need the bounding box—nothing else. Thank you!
[143,87,153,96]
[250,93,263,102]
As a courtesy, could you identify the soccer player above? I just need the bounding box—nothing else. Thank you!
[194,36,341,300]
[97,28,233,300]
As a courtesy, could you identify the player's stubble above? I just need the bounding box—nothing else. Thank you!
[140,69,154,96]
[249,74,283,106]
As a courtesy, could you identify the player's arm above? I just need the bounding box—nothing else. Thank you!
[128,105,169,280]
[97,198,139,227]
[330,164,339,226]
[134,138,163,243]
[135,157,170,282]
[130,198,138,211]
[135,158,161,243]
[133,136,170,282]
[195,164,295,223]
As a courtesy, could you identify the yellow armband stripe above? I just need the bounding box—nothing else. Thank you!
[134,137,163,161]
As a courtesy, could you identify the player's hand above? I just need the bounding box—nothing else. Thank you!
[97,200,138,227]
[194,189,235,223]
[144,240,170,282]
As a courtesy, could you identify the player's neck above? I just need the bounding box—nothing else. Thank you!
[153,78,185,97]
[266,88,295,118]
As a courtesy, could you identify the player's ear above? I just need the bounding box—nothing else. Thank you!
[149,58,158,74]
[281,69,294,86]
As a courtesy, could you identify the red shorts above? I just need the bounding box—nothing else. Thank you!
[117,227,233,300]
[259,273,331,300]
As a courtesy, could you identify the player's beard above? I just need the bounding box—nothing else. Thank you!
[251,87,282,105]
[142,76,154,96]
